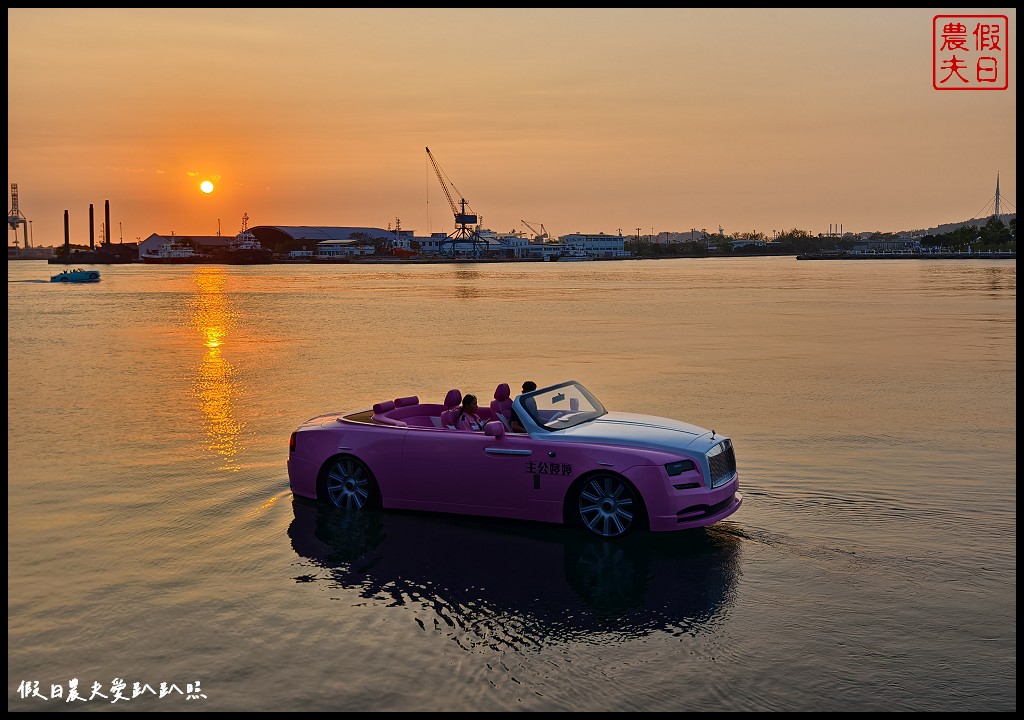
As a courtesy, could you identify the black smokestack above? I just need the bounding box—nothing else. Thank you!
[64,210,70,260]
[89,204,95,250]
[105,200,111,245]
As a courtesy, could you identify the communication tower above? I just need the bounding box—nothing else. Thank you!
[995,172,1001,220]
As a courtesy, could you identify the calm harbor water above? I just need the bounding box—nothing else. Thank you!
[7,257,1016,711]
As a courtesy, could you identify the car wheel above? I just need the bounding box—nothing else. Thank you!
[576,474,642,538]
[318,455,380,511]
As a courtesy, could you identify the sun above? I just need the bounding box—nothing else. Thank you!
[200,181,215,194]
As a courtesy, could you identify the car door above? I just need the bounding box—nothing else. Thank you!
[400,429,538,512]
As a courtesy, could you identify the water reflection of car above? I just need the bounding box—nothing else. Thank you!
[288,380,742,539]
[287,496,742,637]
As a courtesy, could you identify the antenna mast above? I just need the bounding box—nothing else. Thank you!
[995,173,1000,219]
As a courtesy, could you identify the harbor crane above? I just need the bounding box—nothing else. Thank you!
[8,183,29,249]
[521,220,550,242]
[426,146,485,257]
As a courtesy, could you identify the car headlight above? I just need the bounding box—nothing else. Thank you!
[665,459,696,476]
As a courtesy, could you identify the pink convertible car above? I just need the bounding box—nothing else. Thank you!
[287,380,742,538]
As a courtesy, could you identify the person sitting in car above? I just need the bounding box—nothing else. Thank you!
[456,394,486,431]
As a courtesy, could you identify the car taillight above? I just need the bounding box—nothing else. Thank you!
[289,432,296,453]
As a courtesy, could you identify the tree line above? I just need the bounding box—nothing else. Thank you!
[623,216,1016,257]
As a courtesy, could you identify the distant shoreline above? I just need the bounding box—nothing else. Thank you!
[796,252,1015,260]
[9,251,1015,265]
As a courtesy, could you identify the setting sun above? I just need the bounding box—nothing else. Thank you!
[200,180,214,194]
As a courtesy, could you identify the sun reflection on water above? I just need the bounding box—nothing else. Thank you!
[189,268,243,469]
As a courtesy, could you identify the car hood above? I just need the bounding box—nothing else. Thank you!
[550,411,719,454]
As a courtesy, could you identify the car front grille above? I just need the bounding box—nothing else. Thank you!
[707,440,737,488]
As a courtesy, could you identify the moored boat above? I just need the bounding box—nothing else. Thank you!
[141,240,208,264]
[222,214,273,264]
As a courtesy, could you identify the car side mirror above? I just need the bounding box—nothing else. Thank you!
[484,421,505,438]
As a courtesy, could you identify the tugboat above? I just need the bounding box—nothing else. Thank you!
[224,213,273,264]
[140,240,207,264]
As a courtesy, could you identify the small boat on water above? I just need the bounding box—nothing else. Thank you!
[51,268,101,283]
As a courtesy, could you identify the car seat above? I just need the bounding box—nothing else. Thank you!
[489,383,513,429]
[440,388,462,429]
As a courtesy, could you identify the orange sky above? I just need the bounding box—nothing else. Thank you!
[7,8,1017,246]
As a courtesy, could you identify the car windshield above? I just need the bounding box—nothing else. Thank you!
[520,380,606,431]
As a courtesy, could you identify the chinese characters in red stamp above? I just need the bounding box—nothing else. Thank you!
[933,15,1009,90]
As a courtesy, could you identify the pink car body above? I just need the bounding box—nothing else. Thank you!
[288,380,742,538]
